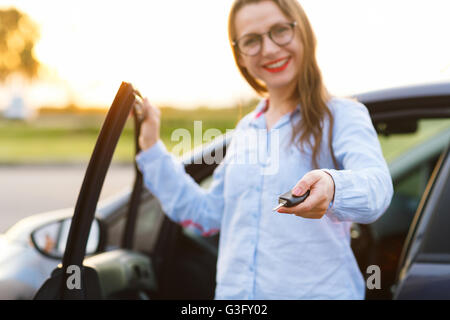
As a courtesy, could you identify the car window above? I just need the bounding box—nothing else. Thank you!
[105,210,126,250]
[102,190,165,254]
[378,118,450,163]
[372,119,450,239]
[368,155,440,243]
[132,194,165,255]
[104,163,217,254]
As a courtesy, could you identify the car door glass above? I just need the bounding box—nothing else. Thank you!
[133,193,165,254]
[378,118,450,162]
[106,212,126,250]
[103,190,164,254]
[374,119,450,238]
[390,158,435,221]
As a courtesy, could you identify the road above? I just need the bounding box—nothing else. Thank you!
[0,164,134,233]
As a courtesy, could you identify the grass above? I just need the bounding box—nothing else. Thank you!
[0,107,449,165]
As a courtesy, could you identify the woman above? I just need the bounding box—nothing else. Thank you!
[136,0,393,299]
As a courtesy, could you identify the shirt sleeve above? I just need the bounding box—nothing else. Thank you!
[135,139,226,236]
[323,99,394,224]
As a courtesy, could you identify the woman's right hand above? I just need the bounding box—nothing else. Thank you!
[138,97,161,151]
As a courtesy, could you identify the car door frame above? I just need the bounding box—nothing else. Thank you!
[349,82,450,298]
[393,143,450,299]
[34,82,145,299]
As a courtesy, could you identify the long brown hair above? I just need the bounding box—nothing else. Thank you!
[228,0,338,169]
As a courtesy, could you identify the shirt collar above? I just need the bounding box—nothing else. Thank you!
[254,99,269,119]
[249,99,301,129]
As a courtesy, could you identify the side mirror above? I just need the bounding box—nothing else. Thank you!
[31,218,101,260]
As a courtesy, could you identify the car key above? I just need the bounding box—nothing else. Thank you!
[272,189,310,211]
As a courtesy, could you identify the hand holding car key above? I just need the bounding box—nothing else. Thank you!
[274,170,335,219]
[273,189,310,211]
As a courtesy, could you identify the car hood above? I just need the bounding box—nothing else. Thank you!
[0,234,27,264]
[0,234,59,299]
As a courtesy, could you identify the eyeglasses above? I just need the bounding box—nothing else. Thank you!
[233,21,297,56]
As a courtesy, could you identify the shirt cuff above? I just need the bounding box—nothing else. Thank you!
[135,140,168,168]
[321,168,342,222]
[321,169,335,208]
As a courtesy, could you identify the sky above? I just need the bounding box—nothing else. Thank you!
[1,0,450,109]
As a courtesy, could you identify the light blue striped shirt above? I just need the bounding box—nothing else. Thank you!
[136,97,393,299]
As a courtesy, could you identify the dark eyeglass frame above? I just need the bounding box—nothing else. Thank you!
[233,21,297,56]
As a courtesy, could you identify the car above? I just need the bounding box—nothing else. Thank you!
[0,81,449,300]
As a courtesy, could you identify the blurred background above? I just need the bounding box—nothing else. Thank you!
[1,0,450,231]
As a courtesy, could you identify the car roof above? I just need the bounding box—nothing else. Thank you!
[353,81,450,121]
[354,81,450,105]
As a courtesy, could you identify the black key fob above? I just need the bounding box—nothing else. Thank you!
[273,189,310,211]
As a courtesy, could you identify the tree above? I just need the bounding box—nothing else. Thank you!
[0,7,40,82]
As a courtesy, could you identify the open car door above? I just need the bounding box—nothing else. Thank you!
[34,82,156,299]
[350,82,450,299]
[393,144,450,299]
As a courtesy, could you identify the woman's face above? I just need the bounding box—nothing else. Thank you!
[234,1,303,93]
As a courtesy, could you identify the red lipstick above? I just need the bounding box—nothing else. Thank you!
[262,57,291,73]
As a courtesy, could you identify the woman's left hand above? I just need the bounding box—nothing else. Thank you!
[277,170,335,219]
